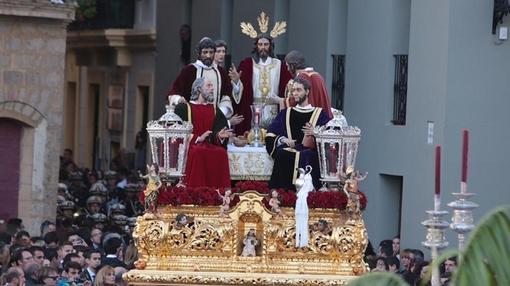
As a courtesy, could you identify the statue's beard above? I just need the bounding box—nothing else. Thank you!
[257,49,269,61]
[201,58,213,66]
[295,94,307,105]
[203,91,215,102]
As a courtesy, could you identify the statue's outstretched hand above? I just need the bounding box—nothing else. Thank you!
[229,64,242,83]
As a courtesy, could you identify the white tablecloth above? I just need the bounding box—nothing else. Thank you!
[227,144,273,180]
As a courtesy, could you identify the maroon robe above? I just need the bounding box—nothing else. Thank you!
[233,57,292,135]
[168,64,233,104]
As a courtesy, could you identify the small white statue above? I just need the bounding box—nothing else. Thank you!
[295,165,314,248]
[241,229,258,257]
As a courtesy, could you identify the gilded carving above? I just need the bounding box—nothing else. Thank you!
[127,191,369,285]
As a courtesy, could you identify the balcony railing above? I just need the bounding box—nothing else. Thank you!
[69,0,135,31]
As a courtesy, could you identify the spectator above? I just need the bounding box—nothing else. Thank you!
[392,235,400,258]
[68,232,88,247]
[44,231,60,249]
[11,249,33,268]
[6,219,24,236]
[89,228,103,252]
[387,256,400,273]
[22,261,41,286]
[1,242,11,273]
[57,242,74,268]
[371,256,388,272]
[2,267,25,286]
[14,231,31,248]
[57,261,81,285]
[443,256,457,274]
[40,221,56,238]
[101,238,126,268]
[37,266,59,286]
[28,246,45,266]
[378,240,393,258]
[62,253,81,268]
[73,245,89,267]
[82,250,101,283]
[94,265,115,286]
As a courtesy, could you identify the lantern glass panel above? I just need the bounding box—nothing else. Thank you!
[168,138,184,170]
[155,137,164,168]
[325,142,340,176]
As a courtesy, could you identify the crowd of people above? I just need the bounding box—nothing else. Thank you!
[0,148,144,285]
[365,235,457,286]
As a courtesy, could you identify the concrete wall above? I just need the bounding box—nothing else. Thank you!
[346,0,510,254]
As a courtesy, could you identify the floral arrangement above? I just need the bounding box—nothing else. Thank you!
[140,181,367,211]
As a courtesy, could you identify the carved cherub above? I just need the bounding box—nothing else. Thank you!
[241,229,258,257]
[216,189,235,217]
[340,166,367,214]
[268,189,282,215]
[139,164,162,213]
[175,214,193,229]
[312,219,332,236]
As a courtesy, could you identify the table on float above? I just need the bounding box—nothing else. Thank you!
[227,144,273,181]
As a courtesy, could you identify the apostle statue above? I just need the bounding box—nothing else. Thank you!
[174,77,234,188]
[168,37,241,124]
[229,12,292,134]
[283,50,333,119]
[265,76,330,189]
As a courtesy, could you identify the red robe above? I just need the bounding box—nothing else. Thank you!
[175,102,231,189]
[233,57,292,135]
[284,70,333,119]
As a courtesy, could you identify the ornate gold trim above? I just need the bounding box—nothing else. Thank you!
[124,270,356,285]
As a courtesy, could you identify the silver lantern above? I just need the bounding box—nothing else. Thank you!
[146,104,193,182]
[313,109,361,189]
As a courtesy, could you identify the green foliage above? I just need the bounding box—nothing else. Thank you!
[452,205,510,286]
[347,272,409,286]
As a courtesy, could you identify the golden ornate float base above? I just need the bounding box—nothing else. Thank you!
[126,191,368,285]
[125,270,357,285]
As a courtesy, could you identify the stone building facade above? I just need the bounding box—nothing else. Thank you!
[0,1,74,235]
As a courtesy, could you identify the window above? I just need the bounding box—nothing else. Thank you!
[392,55,408,125]
[331,55,346,111]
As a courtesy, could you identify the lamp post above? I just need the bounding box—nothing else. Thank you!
[146,104,193,183]
[314,109,360,190]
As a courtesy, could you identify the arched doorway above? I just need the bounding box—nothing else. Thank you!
[0,118,23,219]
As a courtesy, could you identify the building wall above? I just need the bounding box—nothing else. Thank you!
[0,1,74,235]
[346,0,510,253]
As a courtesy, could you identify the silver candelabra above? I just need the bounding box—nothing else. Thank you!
[448,182,478,253]
[422,208,449,286]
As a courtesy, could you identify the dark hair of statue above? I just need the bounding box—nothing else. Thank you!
[293,75,311,92]
[285,50,307,70]
[195,37,216,56]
